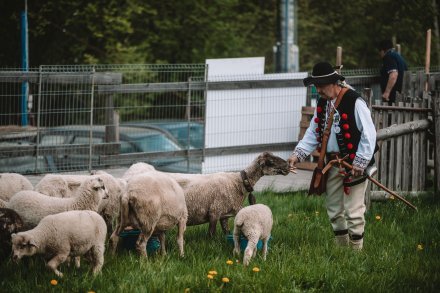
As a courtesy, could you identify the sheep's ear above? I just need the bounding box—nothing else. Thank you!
[90,170,97,175]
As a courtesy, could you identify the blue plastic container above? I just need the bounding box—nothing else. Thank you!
[119,229,160,254]
[226,234,272,251]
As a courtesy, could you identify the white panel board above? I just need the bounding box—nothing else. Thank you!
[205,57,264,78]
[202,57,308,173]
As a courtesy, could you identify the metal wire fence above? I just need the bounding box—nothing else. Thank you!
[0,64,431,175]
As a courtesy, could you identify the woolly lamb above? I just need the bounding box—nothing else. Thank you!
[6,177,108,229]
[167,152,288,236]
[34,171,125,232]
[11,210,107,277]
[0,173,33,202]
[233,204,273,266]
[110,171,187,257]
[121,162,156,180]
[0,208,24,261]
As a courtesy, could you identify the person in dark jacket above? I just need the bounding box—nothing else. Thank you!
[379,39,408,105]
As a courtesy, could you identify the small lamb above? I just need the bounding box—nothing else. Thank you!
[11,210,107,277]
[6,177,108,229]
[233,204,273,266]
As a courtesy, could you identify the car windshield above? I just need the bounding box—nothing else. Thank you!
[132,133,181,152]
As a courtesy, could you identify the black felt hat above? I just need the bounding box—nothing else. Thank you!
[303,62,345,86]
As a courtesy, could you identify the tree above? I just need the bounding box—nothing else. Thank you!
[0,0,438,70]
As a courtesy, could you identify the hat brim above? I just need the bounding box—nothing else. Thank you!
[303,74,345,86]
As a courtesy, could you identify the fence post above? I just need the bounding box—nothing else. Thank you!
[433,84,440,195]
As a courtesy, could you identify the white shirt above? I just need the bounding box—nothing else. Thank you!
[294,97,376,168]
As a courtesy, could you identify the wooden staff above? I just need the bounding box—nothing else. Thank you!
[340,160,418,211]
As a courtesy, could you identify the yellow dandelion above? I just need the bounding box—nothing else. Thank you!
[252,267,260,272]
[87,291,95,293]
[226,260,233,265]
[222,277,230,283]
[417,244,423,251]
[208,270,217,275]
[207,274,214,279]
[184,288,190,293]
[50,279,58,286]
[375,215,381,220]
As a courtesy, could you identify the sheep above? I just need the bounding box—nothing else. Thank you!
[11,210,107,277]
[34,171,126,233]
[33,174,73,198]
[166,151,289,236]
[0,208,24,261]
[121,162,156,180]
[233,204,273,266]
[5,177,108,229]
[0,173,33,202]
[110,171,187,258]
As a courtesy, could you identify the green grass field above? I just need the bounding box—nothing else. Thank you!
[1,191,439,292]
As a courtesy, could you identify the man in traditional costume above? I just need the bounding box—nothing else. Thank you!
[288,62,377,250]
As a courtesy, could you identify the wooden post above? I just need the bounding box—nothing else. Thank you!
[433,84,440,195]
[425,29,432,92]
[362,88,373,109]
[105,94,119,155]
[379,101,389,187]
[394,102,404,190]
[402,102,412,191]
[336,46,342,72]
[411,101,421,191]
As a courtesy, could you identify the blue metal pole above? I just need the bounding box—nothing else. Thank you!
[20,1,29,126]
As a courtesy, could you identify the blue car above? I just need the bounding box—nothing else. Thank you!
[37,125,201,173]
[122,120,204,149]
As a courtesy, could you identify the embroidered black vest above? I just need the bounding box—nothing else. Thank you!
[315,89,362,165]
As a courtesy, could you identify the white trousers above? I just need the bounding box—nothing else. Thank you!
[325,166,368,236]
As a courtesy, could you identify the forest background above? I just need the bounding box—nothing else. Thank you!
[0,0,439,71]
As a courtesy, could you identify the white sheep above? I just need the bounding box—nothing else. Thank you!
[11,210,107,277]
[34,171,125,233]
[233,204,273,266]
[33,174,73,198]
[166,152,289,236]
[121,162,156,180]
[0,173,33,202]
[110,171,187,258]
[6,177,108,229]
